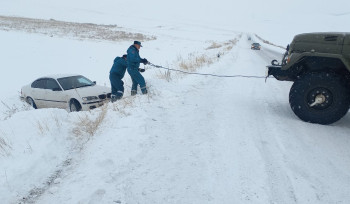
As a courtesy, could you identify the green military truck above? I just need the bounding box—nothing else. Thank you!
[267,32,350,125]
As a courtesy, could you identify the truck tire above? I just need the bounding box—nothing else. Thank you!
[289,72,350,125]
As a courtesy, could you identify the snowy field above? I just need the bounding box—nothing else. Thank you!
[1,0,350,204]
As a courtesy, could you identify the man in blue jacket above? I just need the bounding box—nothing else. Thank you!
[109,54,127,102]
[127,41,148,95]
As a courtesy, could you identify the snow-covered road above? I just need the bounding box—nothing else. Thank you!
[32,38,350,204]
[1,0,350,203]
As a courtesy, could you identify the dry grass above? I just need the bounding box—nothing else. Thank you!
[224,45,233,51]
[0,131,12,157]
[52,114,62,131]
[155,69,172,81]
[0,15,156,42]
[72,104,108,139]
[1,100,31,120]
[154,62,175,81]
[175,36,241,73]
[111,85,155,113]
[36,120,50,136]
[177,53,214,72]
[254,34,286,49]
[111,97,134,116]
[206,42,223,50]
[145,85,156,103]
[206,38,240,50]
[223,38,239,51]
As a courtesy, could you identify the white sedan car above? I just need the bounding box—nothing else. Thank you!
[21,74,111,112]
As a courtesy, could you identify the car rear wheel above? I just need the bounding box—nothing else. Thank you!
[70,100,82,112]
[289,72,350,125]
[26,97,37,109]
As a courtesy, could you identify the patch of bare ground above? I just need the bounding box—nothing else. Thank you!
[0,15,156,42]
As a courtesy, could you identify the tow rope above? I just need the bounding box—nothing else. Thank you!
[147,63,269,79]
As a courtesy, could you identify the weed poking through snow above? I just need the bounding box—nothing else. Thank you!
[72,104,108,145]
[1,100,31,120]
[111,97,134,116]
[176,36,241,73]
[37,120,50,136]
[206,41,223,50]
[0,131,12,157]
[177,53,213,72]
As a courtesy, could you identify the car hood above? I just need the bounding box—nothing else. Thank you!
[66,85,110,97]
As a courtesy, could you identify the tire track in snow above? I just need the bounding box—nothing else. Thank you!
[248,40,350,203]
[215,40,298,203]
[17,158,72,204]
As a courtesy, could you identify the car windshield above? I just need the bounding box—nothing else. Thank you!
[57,75,95,90]
[253,43,260,46]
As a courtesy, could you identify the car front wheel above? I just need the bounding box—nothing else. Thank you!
[70,100,82,112]
[289,72,350,125]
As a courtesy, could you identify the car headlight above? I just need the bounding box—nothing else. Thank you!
[82,96,98,101]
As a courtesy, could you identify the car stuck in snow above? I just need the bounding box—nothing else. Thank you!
[21,74,111,112]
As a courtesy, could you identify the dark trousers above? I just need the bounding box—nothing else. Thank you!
[127,67,147,94]
[109,73,124,98]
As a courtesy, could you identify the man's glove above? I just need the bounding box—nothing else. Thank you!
[139,68,145,72]
[141,58,149,65]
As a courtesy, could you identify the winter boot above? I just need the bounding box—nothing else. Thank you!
[141,87,148,95]
[131,90,137,96]
[111,94,118,103]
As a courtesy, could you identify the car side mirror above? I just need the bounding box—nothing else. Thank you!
[93,81,96,85]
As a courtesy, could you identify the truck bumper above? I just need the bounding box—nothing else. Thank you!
[267,65,294,81]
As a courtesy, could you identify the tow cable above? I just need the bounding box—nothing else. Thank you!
[147,62,271,80]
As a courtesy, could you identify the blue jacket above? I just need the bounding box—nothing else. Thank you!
[127,45,141,70]
[110,57,128,77]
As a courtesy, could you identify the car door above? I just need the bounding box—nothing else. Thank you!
[44,78,68,109]
[30,79,48,108]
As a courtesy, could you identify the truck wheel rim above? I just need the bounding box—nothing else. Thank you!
[307,88,333,110]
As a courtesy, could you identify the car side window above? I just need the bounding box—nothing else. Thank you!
[31,79,45,89]
[46,79,61,91]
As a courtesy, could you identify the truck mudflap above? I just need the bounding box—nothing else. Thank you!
[266,65,294,81]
